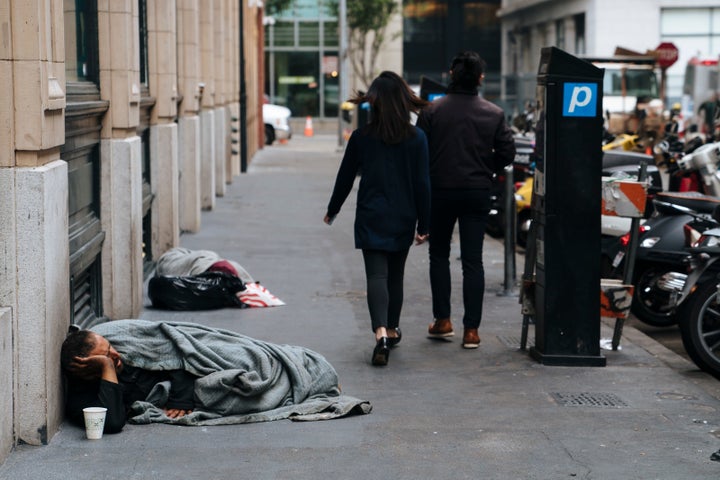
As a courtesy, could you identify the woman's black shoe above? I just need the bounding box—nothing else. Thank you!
[372,337,390,366]
[388,328,402,348]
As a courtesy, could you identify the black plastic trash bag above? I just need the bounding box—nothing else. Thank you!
[148,272,247,310]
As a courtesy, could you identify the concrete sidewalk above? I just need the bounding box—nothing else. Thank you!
[2,134,720,479]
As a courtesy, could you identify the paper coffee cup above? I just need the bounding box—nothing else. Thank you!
[83,407,107,440]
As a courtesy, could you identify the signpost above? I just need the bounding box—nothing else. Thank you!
[655,42,679,68]
[655,42,679,102]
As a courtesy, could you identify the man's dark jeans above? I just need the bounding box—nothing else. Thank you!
[429,188,491,329]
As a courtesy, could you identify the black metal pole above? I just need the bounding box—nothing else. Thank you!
[239,0,248,173]
[498,164,518,297]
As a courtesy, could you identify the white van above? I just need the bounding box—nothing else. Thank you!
[681,57,719,131]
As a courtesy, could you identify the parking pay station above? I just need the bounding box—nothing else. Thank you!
[528,47,606,366]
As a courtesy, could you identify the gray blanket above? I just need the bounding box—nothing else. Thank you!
[92,320,371,425]
[155,247,255,284]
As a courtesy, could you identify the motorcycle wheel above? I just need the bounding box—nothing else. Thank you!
[264,124,275,146]
[516,210,531,249]
[678,280,720,379]
[630,266,679,327]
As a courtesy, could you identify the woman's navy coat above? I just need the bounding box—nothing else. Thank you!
[327,126,431,251]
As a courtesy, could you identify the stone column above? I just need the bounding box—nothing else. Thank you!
[177,0,202,232]
[199,1,216,209]
[223,0,239,184]
[214,105,227,195]
[97,1,143,318]
[2,0,68,449]
[148,0,180,258]
[229,102,240,177]
[200,108,216,209]
[0,160,14,463]
[213,0,226,195]
[0,10,16,460]
[178,115,201,231]
[0,307,11,461]
[14,161,70,446]
[229,0,240,177]
[100,137,143,318]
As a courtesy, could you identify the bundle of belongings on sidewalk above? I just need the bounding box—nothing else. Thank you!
[149,247,284,310]
[83,319,371,426]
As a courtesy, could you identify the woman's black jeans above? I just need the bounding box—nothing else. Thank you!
[362,248,410,333]
[428,188,491,329]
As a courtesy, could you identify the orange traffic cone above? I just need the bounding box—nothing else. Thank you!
[304,116,314,137]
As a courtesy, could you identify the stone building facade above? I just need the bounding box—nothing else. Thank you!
[0,0,263,462]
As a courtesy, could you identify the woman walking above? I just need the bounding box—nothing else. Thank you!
[324,71,431,366]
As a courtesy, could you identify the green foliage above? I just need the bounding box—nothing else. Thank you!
[328,0,398,33]
[265,0,293,16]
[327,0,399,89]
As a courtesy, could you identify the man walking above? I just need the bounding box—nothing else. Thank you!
[416,51,516,349]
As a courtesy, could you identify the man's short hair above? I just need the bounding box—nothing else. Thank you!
[450,51,486,90]
[60,330,95,375]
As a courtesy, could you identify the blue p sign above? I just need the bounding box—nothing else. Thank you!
[562,83,597,117]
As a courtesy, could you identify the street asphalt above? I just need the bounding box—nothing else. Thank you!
[2,133,720,479]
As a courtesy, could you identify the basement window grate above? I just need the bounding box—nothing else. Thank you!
[551,392,629,408]
[497,335,534,348]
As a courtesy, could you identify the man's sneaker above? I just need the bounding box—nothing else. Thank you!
[462,328,480,349]
[428,318,454,338]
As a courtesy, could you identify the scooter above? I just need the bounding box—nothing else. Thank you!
[671,211,720,378]
[604,140,720,327]
[486,134,534,239]
[606,192,720,327]
[515,176,533,249]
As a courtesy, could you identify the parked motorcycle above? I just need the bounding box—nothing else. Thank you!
[599,149,663,275]
[603,139,720,327]
[486,134,534,239]
[673,212,720,378]
[514,176,533,248]
[606,192,720,327]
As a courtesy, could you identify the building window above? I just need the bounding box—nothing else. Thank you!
[64,0,107,327]
[65,0,99,84]
[272,21,295,47]
[138,0,149,86]
[323,21,339,47]
[298,21,320,47]
[265,1,339,118]
[403,0,502,101]
[574,13,585,55]
[270,51,320,116]
[555,19,565,50]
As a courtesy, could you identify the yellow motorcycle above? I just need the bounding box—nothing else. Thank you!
[514,176,533,249]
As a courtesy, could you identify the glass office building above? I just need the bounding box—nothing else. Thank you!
[265,0,339,118]
[403,0,502,101]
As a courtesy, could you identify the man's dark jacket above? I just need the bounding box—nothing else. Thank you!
[416,88,516,189]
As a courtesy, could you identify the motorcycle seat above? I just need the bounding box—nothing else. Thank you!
[654,191,720,214]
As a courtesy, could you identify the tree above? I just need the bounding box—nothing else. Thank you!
[329,0,399,90]
[265,0,293,17]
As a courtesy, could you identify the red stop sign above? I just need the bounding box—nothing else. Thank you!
[655,42,679,68]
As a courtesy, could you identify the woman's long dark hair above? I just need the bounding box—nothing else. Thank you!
[349,71,428,144]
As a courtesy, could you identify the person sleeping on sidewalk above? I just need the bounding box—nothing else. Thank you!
[149,248,285,310]
[61,319,371,434]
